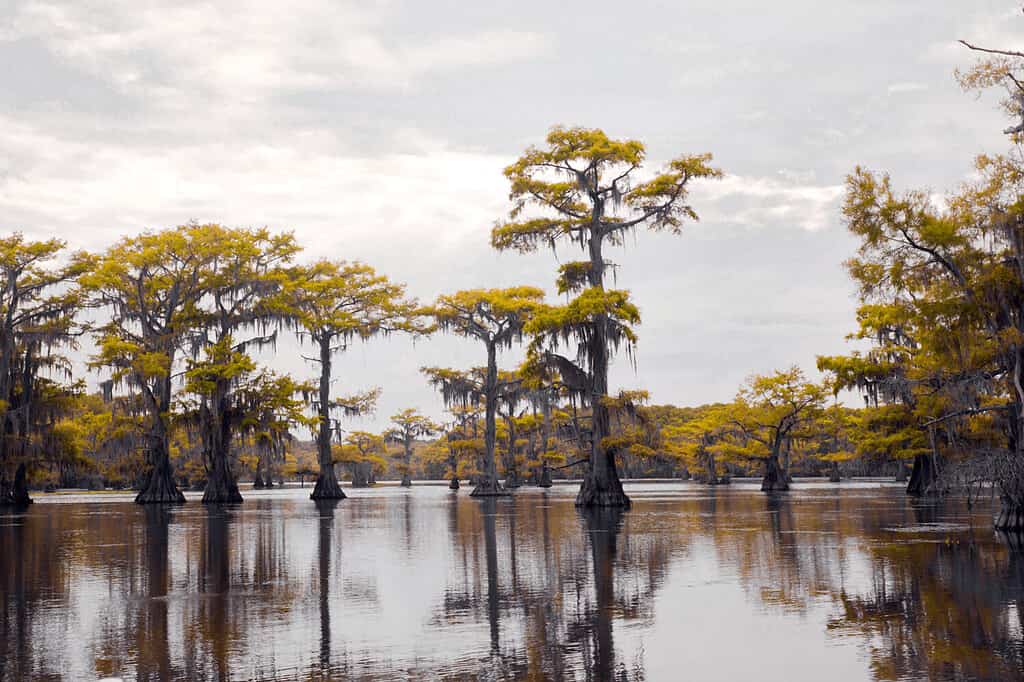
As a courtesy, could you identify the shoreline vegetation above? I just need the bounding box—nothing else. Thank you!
[4,29,1024,532]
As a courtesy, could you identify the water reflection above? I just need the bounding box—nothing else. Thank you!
[1,483,1023,681]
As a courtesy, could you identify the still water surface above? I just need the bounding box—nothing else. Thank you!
[2,481,1023,681]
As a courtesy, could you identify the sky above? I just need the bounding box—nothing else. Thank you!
[0,0,1019,432]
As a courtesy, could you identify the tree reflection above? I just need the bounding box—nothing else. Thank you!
[578,507,627,681]
[827,535,1024,680]
[135,506,173,681]
[316,498,339,677]
[5,488,1024,680]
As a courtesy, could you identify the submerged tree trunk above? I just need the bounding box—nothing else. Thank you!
[351,461,372,488]
[202,385,243,504]
[136,380,185,504]
[995,495,1024,530]
[400,443,413,487]
[136,450,185,503]
[472,342,509,497]
[829,460,841,483]
[8,462,31,506]
[906,454,935,496]
[699,449,718,485]
[760,453,790,492]
[504,416,521,488]
[449,476,460,490]
[538,463,552,488]
[311,339,345,500]
[576,234,629,509]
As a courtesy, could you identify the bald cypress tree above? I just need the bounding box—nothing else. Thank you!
[422,287,544,496]
[492,127,721,507]
[385,409,440,487]
[188,225,299,504]
[284,261,424,500]
[84,227,216,504]
[0,234,87,505]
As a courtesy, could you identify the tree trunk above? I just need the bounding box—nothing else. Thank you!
[760,453,790,492]
[136,449,185,503]
[449,476,460,490]
[472,341,508,497]
[253,449,267,488]
[504,416,521,488]
[351,461,372,488]
[828,460,841,483]
[906,454,935,496]
[539,463,552,488]
[576,232,629,508]
[136,380,185,504]
[401,444,413,487]
[202,385,243,504]
[311,339,345,500]
[9,462,31,506]
[701,449,718,485]
[995,496,1024,530]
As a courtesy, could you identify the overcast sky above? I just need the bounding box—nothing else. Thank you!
[0,1,1018,432]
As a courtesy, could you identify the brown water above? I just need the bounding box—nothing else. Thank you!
[1,481,1022,681]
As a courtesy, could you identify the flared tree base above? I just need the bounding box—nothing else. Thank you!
[351,462,372,488]
[253,475,266,489]
[400,474,412,487]
[906,454,935,496]
[202,472,243,504]
[575,475,631,508]
[310,473,347,500]
[135,467,186,504]
[760,477,790,492]
[504,471,521,489]
[761,457,790,492]
[538,466,552,488]
[470,477,510,497]
[1,464,34,506]
[449,477,460,490]
[995,500,1024,530]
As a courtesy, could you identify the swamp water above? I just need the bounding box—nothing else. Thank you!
[1,481,1022,681]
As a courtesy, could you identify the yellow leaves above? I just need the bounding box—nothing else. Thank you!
[491,218,580,253]
[495,125,720,254]
[426,286,545,346]
[387,408,439,441]
[526,287,639,338]
[284,259,425,343]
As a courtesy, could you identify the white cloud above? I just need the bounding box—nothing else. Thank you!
[0,114,511,254]
[3,1,551,102]
[693,173,844,232]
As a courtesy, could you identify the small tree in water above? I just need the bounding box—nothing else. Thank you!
[492,126,721,507]
[422,287,544,496]
[727,367,827,492]
[385,408,439,487]
[284,260,424,500]
[338,430,387,487]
